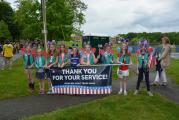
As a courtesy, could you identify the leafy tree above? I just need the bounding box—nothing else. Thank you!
[0,0,19,41]
[0,20,12,41]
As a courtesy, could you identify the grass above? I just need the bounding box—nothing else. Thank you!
[0,59,46,100]
[23,92,179,120]
[167,59,179,84]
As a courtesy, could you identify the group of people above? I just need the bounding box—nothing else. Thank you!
[22,36,171,96]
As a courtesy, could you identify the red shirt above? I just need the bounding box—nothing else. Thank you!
[119,61,128,70]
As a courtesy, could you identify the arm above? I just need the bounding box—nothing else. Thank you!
[160,45,170,60]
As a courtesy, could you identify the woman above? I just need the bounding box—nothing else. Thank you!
[80,44,98,65]
[153,37,171,86]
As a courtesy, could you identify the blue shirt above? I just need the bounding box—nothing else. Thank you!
[70,54,80,67]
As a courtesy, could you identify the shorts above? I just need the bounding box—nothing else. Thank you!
[117,69,129,79]
[36,70,45,80]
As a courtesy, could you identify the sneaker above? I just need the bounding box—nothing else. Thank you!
[47,90,53,94]
[39,90,45,95]
[162,82,167,86]
[147,91,153,96]
[134,90,139,95]
[118,90,123,95]
[124,91,127,96]
[150,82,159,86]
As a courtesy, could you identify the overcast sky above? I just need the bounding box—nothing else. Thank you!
[7,0,179,36]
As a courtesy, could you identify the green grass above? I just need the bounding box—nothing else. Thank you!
[167,59,179,84]
[23,92,179,120]
[0,59,44,100]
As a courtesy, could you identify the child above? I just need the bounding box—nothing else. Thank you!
[69,44,80,67]
[23,45,35,92]
[102,44,114,64]
[134,40,153,96]
[81,44,98,65]
[46,44,58,94]
[35,49,46,94]
[58,44,69,68]
[117,42,132,96]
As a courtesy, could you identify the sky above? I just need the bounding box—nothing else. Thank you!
[6,0,179,36]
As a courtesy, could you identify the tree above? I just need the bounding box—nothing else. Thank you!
[0,0,20,41]
[15,0,87,41]
[0,20,12,41]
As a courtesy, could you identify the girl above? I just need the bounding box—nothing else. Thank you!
[46,44,58,94]
[102,44,114,64]
[134,40,153,96]
[81,44,98,65]
[69,44,80,67]
[117,42,132,96]
[23,45,35,92]
[35,49,46,94]
[58,44,69,68]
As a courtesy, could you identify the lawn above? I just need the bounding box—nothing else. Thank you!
[0,59,44,100]
[167,59,179,84]
[23,92,179,120]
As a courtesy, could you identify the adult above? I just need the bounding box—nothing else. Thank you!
[3,40,13,70]
[153,36,171,86]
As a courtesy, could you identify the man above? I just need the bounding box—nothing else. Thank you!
[3,40,13,70]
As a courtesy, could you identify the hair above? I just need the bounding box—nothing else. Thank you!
[162,36,170,44]
[58,43,67,55]
[119,44,131,57]
[48,44,57,56]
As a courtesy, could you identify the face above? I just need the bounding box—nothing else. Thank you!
[72,47,78,54]
[60,45,65,52]
[85,45,91,52]
[106,46,111,53]
[26,46,31,53]
[141,46,146,54]
[122,43,127,54]
[162,38,167,44]
[50,44,55,52]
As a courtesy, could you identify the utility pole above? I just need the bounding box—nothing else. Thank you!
[41,0,48,52]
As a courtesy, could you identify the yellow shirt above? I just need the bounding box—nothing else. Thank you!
[3,44,13,58]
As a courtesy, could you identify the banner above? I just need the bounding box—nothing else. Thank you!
[50,65,112,95]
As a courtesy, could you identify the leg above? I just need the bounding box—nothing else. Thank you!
[145,71,150,91]
[123,76,128,95]
[145,71,153,96]
[136,68,143,90]
[154,71,160,83]
[161,68,167,84]
[118,77,123,94]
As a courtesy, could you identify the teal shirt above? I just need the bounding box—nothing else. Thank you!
[35,56,46,68]
[47,55,56,66]
[138,53,149,68]
[102,52,113,64]
[58,53,69,65]
[83,52,95,65]
[119,55,130,64]
[23,53,34,68]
